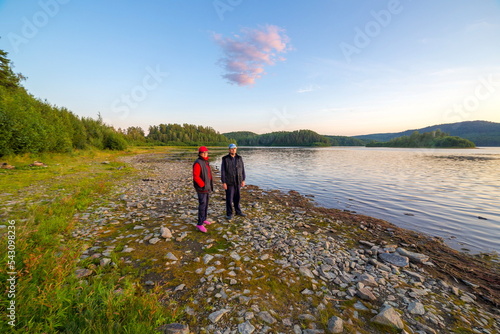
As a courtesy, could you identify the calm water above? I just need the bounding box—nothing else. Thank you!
[221,147,500,254]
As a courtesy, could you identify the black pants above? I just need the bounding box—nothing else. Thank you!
[225,185,242,216]
[197,192,209,225]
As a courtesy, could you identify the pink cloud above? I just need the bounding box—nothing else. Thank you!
[214,25,291,86]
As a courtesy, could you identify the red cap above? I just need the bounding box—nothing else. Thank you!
[198,146,208,153]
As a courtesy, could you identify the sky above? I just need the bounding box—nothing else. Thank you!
[0,0,499,136]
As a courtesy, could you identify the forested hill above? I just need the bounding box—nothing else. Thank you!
[365,130,476,148]
[354,121,500,146]
[147,124,233,146]
[224,131,365,146]
[224,130,331,146]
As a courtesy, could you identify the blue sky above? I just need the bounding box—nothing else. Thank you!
[1,0,499,136]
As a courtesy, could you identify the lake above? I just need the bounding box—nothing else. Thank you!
[217,147,500,255]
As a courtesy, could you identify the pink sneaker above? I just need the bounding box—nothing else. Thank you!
[196,225,207,233]
[203,220,213,225]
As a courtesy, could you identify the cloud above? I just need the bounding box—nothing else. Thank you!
[297,84,320,93]
[214,25,291,86]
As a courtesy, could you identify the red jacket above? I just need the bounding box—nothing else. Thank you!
[193,156,213,191]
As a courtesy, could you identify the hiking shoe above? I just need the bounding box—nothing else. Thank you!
[196,225,207,233]
[203,220,213,225]
[225,215,233,220]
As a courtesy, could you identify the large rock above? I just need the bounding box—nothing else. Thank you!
[378,252,409,267]
[371,306,405,330]
[75,268,92,278]
[165,252,178,261]
[161,226,173,239]
[356,273,378,287]
[208,309,230,323]
[397,247,429,263]
[299,266,315,279]
[327,316,344,333]
[238,321,255,334]
[258,311,277,324]
[357,287,377,301]
[407,301,426,315]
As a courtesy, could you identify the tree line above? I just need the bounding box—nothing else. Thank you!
[365,130,476,148]
[146,123,234,146]
[225,130,365,147]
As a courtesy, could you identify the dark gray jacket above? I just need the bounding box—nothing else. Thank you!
[221,154,245,186]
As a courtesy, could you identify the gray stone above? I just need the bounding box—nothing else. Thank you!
[203,254,214,264]
[354,301,370,311]
[379,252,409,267]
[205,266,217,275]
[371,306,404,330]
[408,301,425,315]
[327,316,344,333]
[299,266,315,278]
[208,309,230,323]
[122,246,134,253]
[158,323,189,334]
[357,273,378,287]
[165,252,178,261]
[403,270,425,283]
[100,258,112,267]
[357,287,377,301]
[230,251,241,261]
[238,321,255,334]
[161,226,173,238]
[298,314,316,321]
[149,237,160,244]
[75,268,92,278]
[397,247,429,263]
[258,311,277,324]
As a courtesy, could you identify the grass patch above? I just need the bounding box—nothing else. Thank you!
[0,148,178,333]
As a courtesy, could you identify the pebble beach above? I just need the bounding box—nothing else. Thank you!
[73,152,500,334]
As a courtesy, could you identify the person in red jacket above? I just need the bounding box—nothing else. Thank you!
[193,146,214,232]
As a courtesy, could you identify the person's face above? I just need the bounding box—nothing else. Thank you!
[229,147,237,155]
[200,151,208,157]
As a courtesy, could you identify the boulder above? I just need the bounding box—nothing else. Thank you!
[397,247,429,263]
[379,252,409,267]
[371,306,404,330]
[327,316,344,333]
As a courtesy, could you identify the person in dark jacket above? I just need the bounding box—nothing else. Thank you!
[193,146,214,232]
[221,143,246,220]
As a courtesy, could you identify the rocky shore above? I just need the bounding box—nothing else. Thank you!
[73,152,499,334]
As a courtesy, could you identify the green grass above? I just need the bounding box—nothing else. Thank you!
[0,148,179,333]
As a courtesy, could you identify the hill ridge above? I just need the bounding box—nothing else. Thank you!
[352,120,500,146]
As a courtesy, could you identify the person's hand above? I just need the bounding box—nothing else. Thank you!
[223,183,227,190]
[241,181,246,187]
